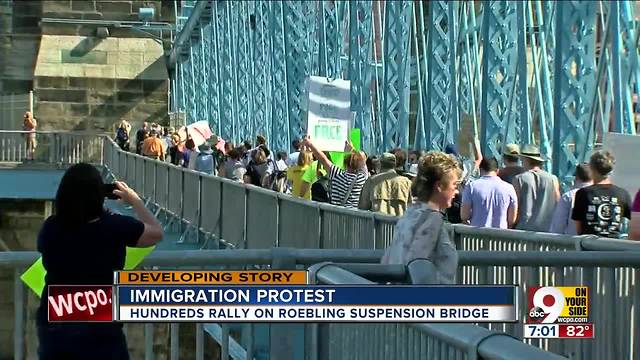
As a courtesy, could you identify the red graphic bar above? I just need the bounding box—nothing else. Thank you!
[47,285,114,322]
[559,324,594,338]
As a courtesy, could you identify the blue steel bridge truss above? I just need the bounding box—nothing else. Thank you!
[168,0,639,187]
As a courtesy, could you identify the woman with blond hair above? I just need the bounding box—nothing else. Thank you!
[23,111,37,160]
[287,150,314,199]
[381,152,462,284]
[302,136,368,208]
[114,119,131,151]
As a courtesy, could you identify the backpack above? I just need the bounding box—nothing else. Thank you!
[116,127,128,142]
[195,153,214,174]
[311,175,330,203]
[262,170,289,193]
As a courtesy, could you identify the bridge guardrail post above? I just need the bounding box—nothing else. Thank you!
[268,248,303,360]
[407,258,438,284]
[13,268,25,360]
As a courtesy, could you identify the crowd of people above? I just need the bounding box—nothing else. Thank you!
[31,122,637,359]
[114,120,640,242]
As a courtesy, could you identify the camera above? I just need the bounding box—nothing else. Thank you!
[104,183,119,200]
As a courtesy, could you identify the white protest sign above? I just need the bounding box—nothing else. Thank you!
[603,132,640,196]
[307,76,351,152]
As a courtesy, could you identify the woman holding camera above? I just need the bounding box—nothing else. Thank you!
[37,163,163,359]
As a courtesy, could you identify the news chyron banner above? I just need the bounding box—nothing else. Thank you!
[48,270,518,323]
[524,286,594,339]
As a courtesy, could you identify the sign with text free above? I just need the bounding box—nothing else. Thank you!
[307,76,352,152]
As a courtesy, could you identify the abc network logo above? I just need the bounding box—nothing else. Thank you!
[528,287,565,323]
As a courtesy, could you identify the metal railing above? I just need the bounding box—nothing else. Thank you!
[309,263,566,360]
[0,130,103,164]
[2,249,570,360]
[98,135,640,252]
[457,251,640,360]
[1,130,639,253]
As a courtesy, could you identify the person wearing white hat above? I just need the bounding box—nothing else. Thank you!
[512,144,560,232]
[195,143,215,175]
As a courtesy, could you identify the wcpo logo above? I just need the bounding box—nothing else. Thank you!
[527,287,589,324]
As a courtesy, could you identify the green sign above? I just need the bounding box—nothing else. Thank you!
[21,246,155,297]
[350,128,361,151]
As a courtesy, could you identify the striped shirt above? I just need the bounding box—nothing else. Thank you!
[329,165,368,208]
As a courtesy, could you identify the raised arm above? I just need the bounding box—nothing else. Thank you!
[511,177,521,226]
[472,138,482,169]
[113,181,163,247]
[302,136,333,171]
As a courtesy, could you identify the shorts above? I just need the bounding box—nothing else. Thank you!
[25,132,37,147]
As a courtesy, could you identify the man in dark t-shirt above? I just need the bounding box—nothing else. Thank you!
[572,150,631,238]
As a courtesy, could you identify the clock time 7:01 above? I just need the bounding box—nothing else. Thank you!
[524,324,594,338]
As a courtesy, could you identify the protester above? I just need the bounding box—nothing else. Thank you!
[512,144,559,232]
[287,139,302,166]
[381,152,462,284]
[443,139,482,224]
[161,127,173,159]
[194,143,215,175]
[182,138,196,168]
[572,150,632,238]
[366,156,381,177]
[219,147,247,182]
[142,130,165,161]
[276,151,289,171]
[303,136,368,209]
[498,144,525,184]
[631,190,640,240]
[115,119,131,151]
[299,157,329,203]
[358,153,413,216]
[23,111,37,161]
[169,132,182,166]
[135,122,149,155]
[256,134,267,147]
[408,150,422,167]
[391,148,410,178]
[460,157,517,229]
[549,163,592,235]
[36,163,162,359]
[150,122,161,134]
[287,150,314,199]
[244,146,272,186]
[241,140,253,165]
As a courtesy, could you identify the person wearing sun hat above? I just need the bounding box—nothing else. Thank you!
[194,143,215,174]
[511,144,560,232]
[498,143,525,184]
[358,152,413,216]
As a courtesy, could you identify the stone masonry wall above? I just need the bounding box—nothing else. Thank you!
[32,0,172,132]
[34,35,168,132]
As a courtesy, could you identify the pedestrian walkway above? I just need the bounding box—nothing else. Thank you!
[1,131,639,360]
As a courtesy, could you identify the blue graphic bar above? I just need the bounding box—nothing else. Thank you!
[117,285,516,306]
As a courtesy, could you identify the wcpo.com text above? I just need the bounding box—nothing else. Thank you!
[47,285,114,322]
